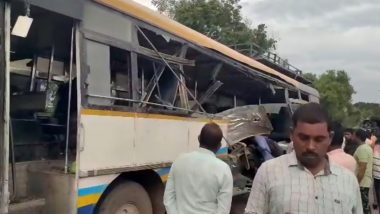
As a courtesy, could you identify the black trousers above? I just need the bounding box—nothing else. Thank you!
[374,179,380,214]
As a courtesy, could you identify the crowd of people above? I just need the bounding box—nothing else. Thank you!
[162,103,380,214]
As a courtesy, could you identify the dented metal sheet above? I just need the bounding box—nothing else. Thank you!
[217,105,273,144]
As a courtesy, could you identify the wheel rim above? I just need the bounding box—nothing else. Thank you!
[116,204,140,214]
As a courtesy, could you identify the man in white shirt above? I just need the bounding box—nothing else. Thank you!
[164,122,233,214]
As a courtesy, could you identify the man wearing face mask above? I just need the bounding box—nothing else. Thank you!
[245,103,363,214]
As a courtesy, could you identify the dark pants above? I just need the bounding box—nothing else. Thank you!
[375,179,380,214]
[361,187,370,214]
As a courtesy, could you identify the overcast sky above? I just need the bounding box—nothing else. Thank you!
[134,0,380,103]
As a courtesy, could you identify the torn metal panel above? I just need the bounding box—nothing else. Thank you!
[217,105,273,144]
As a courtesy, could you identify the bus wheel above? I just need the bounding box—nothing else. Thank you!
[98,181,153,214]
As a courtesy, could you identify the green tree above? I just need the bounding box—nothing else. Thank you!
[151,0,276,51]
[304,70,356,126]
[303,73,317,84]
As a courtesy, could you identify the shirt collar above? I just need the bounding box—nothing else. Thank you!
[198,147,216,157]
[287,151,337,176]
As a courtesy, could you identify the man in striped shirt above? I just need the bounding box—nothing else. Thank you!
[245,103,363,214]
[372,130,380,214]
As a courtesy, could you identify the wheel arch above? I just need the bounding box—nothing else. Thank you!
[94,169,166,214]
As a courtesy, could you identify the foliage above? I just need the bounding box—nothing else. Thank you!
[151,0,277,51]
[304,70,357,127]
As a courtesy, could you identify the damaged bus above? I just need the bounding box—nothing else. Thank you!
[0,0,319,213]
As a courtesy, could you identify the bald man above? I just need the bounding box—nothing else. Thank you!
[164,123,233,214]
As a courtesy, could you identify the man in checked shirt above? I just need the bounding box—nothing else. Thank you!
[245,103,363,214]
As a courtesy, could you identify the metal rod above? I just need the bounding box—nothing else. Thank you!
[64,25,75,174]
[140,63,165,106]
[2,2,11,211]
[234,95,237,108]
[153,63,162,99]
[47,44,55,88]
[284,88,294,115]
[194,81,198,99]
[136,26,207,113]
[9,120,16,201]
[171,83,179,106]
[88,94,206,115]
[29,55,37,92]
[141,68,145,100]
[192,81,223,110]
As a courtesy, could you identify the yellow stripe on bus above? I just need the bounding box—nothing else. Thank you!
[77,194,102,208]
[161,175,169,182]
[81,109,227,124]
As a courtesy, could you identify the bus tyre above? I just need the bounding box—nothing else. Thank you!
[98,181,153,214]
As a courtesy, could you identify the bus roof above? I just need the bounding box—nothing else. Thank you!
[95,0,319,98]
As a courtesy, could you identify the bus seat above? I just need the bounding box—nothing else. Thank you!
[11,92,47,113]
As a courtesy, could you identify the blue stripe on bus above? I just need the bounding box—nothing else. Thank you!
[156,167,171,176]
[78,205,95,214]
[78,184,108,197]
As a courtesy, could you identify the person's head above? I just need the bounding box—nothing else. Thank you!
[328,122,344,151]
[344,128,354,141]
[290,103,332,169]
[366,130,372,140]
[198,122,223,153]
[354,129,367,143]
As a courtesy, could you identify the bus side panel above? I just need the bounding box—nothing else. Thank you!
[133,117,192,164]
[79,113,136,173]
[79,111,228,174]
[77,174,118,214]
